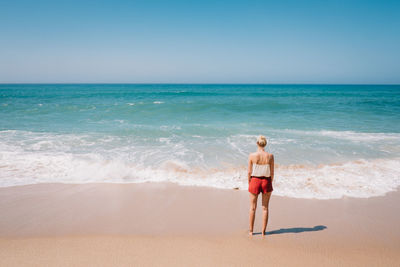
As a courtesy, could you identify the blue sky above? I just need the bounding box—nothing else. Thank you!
[0,0,399,83]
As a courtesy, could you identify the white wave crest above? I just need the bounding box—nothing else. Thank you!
[1,130,399,199]
[275,129,400,142]
[0,147,399,199]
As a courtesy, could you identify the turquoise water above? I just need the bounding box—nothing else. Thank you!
[1,84,399,198]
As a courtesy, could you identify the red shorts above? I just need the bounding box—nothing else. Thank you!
[248,176,273,195]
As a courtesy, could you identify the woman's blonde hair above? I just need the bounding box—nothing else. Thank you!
[256,135,267,147]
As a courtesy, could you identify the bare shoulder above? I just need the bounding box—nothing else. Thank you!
[268,153,274,161]
[248,152,257,161]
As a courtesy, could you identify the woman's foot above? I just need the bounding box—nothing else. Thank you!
[248,231,253,236]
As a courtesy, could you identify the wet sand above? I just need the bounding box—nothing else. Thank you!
[0,183,399,266]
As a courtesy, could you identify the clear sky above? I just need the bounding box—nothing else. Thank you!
[0,0,399,83]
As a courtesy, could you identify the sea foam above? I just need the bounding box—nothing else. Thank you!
[1,130,399,199]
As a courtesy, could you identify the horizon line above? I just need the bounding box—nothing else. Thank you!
[1,82,399,86]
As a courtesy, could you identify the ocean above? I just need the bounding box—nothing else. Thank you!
[1,84,399,199]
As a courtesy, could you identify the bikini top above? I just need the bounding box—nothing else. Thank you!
[251,163,271,177]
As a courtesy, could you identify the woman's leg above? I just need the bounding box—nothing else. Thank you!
[249,193,258,235]
[261,192,272,235]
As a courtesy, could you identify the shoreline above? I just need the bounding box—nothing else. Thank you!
[1,182,399,266]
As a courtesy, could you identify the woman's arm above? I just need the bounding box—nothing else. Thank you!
[269,154,274,181]
[247,155,253,184]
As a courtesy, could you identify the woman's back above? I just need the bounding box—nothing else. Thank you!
[251,151,271,164]
[250,152,271,177]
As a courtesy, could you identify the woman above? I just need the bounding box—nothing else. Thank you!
[248,135,274,236]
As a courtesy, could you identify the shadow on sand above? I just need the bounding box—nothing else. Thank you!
[253,225,327,236]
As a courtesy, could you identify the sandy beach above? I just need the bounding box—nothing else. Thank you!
[0,183,399,266]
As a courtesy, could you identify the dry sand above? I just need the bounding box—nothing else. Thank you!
[0,183,399,266]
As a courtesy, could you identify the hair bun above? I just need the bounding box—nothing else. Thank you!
[257,135,267,147]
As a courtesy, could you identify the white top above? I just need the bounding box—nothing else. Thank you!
[251,163,271,177]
